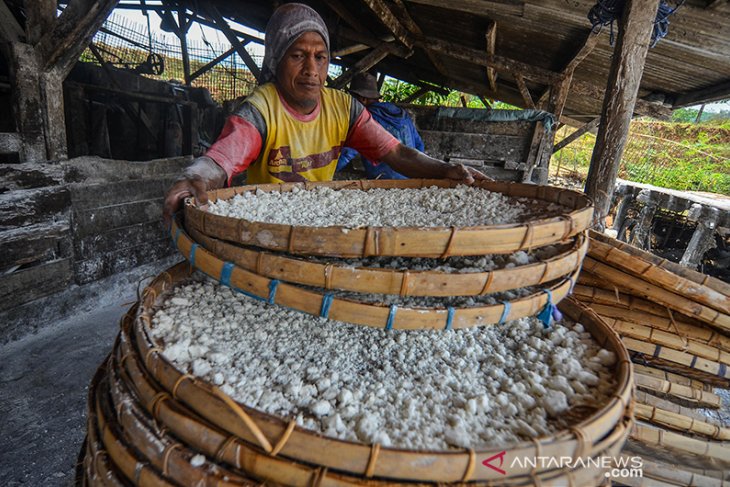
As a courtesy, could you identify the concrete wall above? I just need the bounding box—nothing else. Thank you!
[0,155,190,342]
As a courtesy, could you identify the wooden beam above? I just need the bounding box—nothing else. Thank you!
[36,0,118,77]
[515,74,535,109]
[571,78,672,120]
[547,73,572,119]
[553,117,600,153]
[408,0,524,16]
[190,47,235,82]
[0,0,23,42]
[321,0,368,34]
[485,21,497,92]
[561,28,601,76]
[331,43,391,89]
[585,0,660,228]
[390,0,447,75]
[479,96,493,109]
[674,80,730,107]
[339,28,412,58]
[332,43,370,58]
[204,5,261,81]
[178,7,191,85]
[25,0,56,45]
[360,0,414,48]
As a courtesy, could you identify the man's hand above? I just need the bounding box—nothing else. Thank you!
[444,163,493,184]
[163,175,209,227]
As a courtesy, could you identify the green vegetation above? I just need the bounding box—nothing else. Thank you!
[553,116,730,195]
[380,78,517,109]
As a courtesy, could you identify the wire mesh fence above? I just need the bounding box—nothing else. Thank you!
[81,12,261,102]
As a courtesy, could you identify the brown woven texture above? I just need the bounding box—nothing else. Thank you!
[172,217,580,330]
[633,364,712,392]
[615,454,730,487]
[634,374,722,409]
[184,179,593,258]
[186,223,588,297]
[101,261,634,484]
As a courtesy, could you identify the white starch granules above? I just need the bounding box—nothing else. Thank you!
[207,185,567,227]
[150,279,617,450]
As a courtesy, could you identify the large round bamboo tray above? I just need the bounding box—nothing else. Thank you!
[589,230,730,304]
[184,179,593,258]
[636,390,722,423]
[629,423,730,471]
[634,373,722,409]
[616,455,730,487]
[186,223,588,297]
[129,261,633,483]
[634,363,712,392]
[634,403,730,441]
[628,344,730,389]
[112,308,629,487]
[171,217,579,330]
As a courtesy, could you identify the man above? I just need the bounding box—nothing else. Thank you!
[337,72,423,180]
[163,3,487,223]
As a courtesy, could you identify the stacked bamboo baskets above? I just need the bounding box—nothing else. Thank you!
[576,230,730,482]
[79,180,639,485]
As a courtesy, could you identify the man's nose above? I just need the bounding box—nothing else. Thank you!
[302,55,318,75]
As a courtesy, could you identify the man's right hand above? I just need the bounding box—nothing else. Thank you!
[163,175,210,227]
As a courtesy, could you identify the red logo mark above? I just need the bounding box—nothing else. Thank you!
[482,451,507,475]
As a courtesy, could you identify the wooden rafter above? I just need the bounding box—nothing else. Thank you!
[561,28,601,76]
[205,5,261,81]
[390,0,447,75]
[332,43,370,58]
[674,80,730,106]
[331,43,391,89]
[552,117,600,153]
[190,47,235,82]
[339,27,412,58]
[515,74,535,109]
[321,0,368,34]
[485,21,497,92]
[25,0,56,45]
[360,0,414,48]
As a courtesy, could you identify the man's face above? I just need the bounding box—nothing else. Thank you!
[275,31,329,114]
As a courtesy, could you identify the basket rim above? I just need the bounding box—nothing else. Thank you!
[184,179,594,257]
[129,261,634,482]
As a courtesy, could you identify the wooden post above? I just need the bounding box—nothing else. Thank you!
[680,205,719,269]
[178,8,191,85]
[584,0,660,229]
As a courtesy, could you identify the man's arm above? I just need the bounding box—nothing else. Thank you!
[380,143,491,184]
[162,156,227,225]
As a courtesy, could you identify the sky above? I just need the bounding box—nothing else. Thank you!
[109,8,728,113]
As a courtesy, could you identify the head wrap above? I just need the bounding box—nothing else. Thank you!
[259,3,330,84]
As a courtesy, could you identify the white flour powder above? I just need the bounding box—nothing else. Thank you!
[208,185,565,227]
[150,278,617,450]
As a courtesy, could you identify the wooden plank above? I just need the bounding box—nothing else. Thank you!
[25,0,56,45]
[331,43,391,89]
[391,0,447,75]
[0,163,64,191]
[72,197,164,239]
[674,80,730,107]
[204,5,261,81]
[74,237,175,285]
[0,187,70,230]
[561,28,601,76]
[485,21,498,92]
[332,43,370,58]
[515,74,535,109]
[73,220,167,261]
[360,0,414,48]
[0,221,71,270]
[420,131,530,162]
[0,258,73,311]
[69,178,175,210]
[552,117,600,153]
[584,0,661,228]
[321,0,369,34]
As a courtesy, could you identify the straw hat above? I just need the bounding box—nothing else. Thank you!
[348,72,381,99]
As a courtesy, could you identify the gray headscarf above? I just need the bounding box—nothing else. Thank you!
[259,3,330,84]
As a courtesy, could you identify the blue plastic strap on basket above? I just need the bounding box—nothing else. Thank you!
[174,227,182,246]
[268,279,280,304]
[498,302,511,325]
[189,243,199,268]
[719,363,727,378]
[445,307,455,330]
[320,293,334,318]
[386,305,398,331]
[537,289,559,328]
[220,262,234,287]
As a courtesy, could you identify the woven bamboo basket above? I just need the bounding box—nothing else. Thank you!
[629,422,730,471]
[636,389,722,422]
[625,337,730,388]
[634,373,722,409]
[185,223,588,297]
[634,403,730,440]
[616,454,730,487]
[122,261,633,484]
[634,364,712,392]
[588,232,730,316]
[110,308,628,487]
[184,179,593,258]
[171,217,580,330]
[582,256,730,333]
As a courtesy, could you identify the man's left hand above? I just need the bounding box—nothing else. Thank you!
[445,163,493,184]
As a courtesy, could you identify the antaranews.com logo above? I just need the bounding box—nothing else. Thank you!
[482,452,643,480]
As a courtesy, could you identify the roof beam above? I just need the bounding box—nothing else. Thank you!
[561,28,601,76]
[485,21,498,92]
[553,117,600,153]
[204,5,261,81]
[338,27,412,58]
[332,43,370,58]
[515,74,535,109]
[390,0,447,75]
[190,47,235,82]
[321,0,368,34]
[360,0,414,48]
[407,0,525,17]
[674,79,730,107]
[331,43,391,89]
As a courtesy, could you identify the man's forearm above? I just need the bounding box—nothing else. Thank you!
[380,144,454,179]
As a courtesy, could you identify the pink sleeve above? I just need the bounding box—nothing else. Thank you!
[345,110,400,162]
[205,115,263,185]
